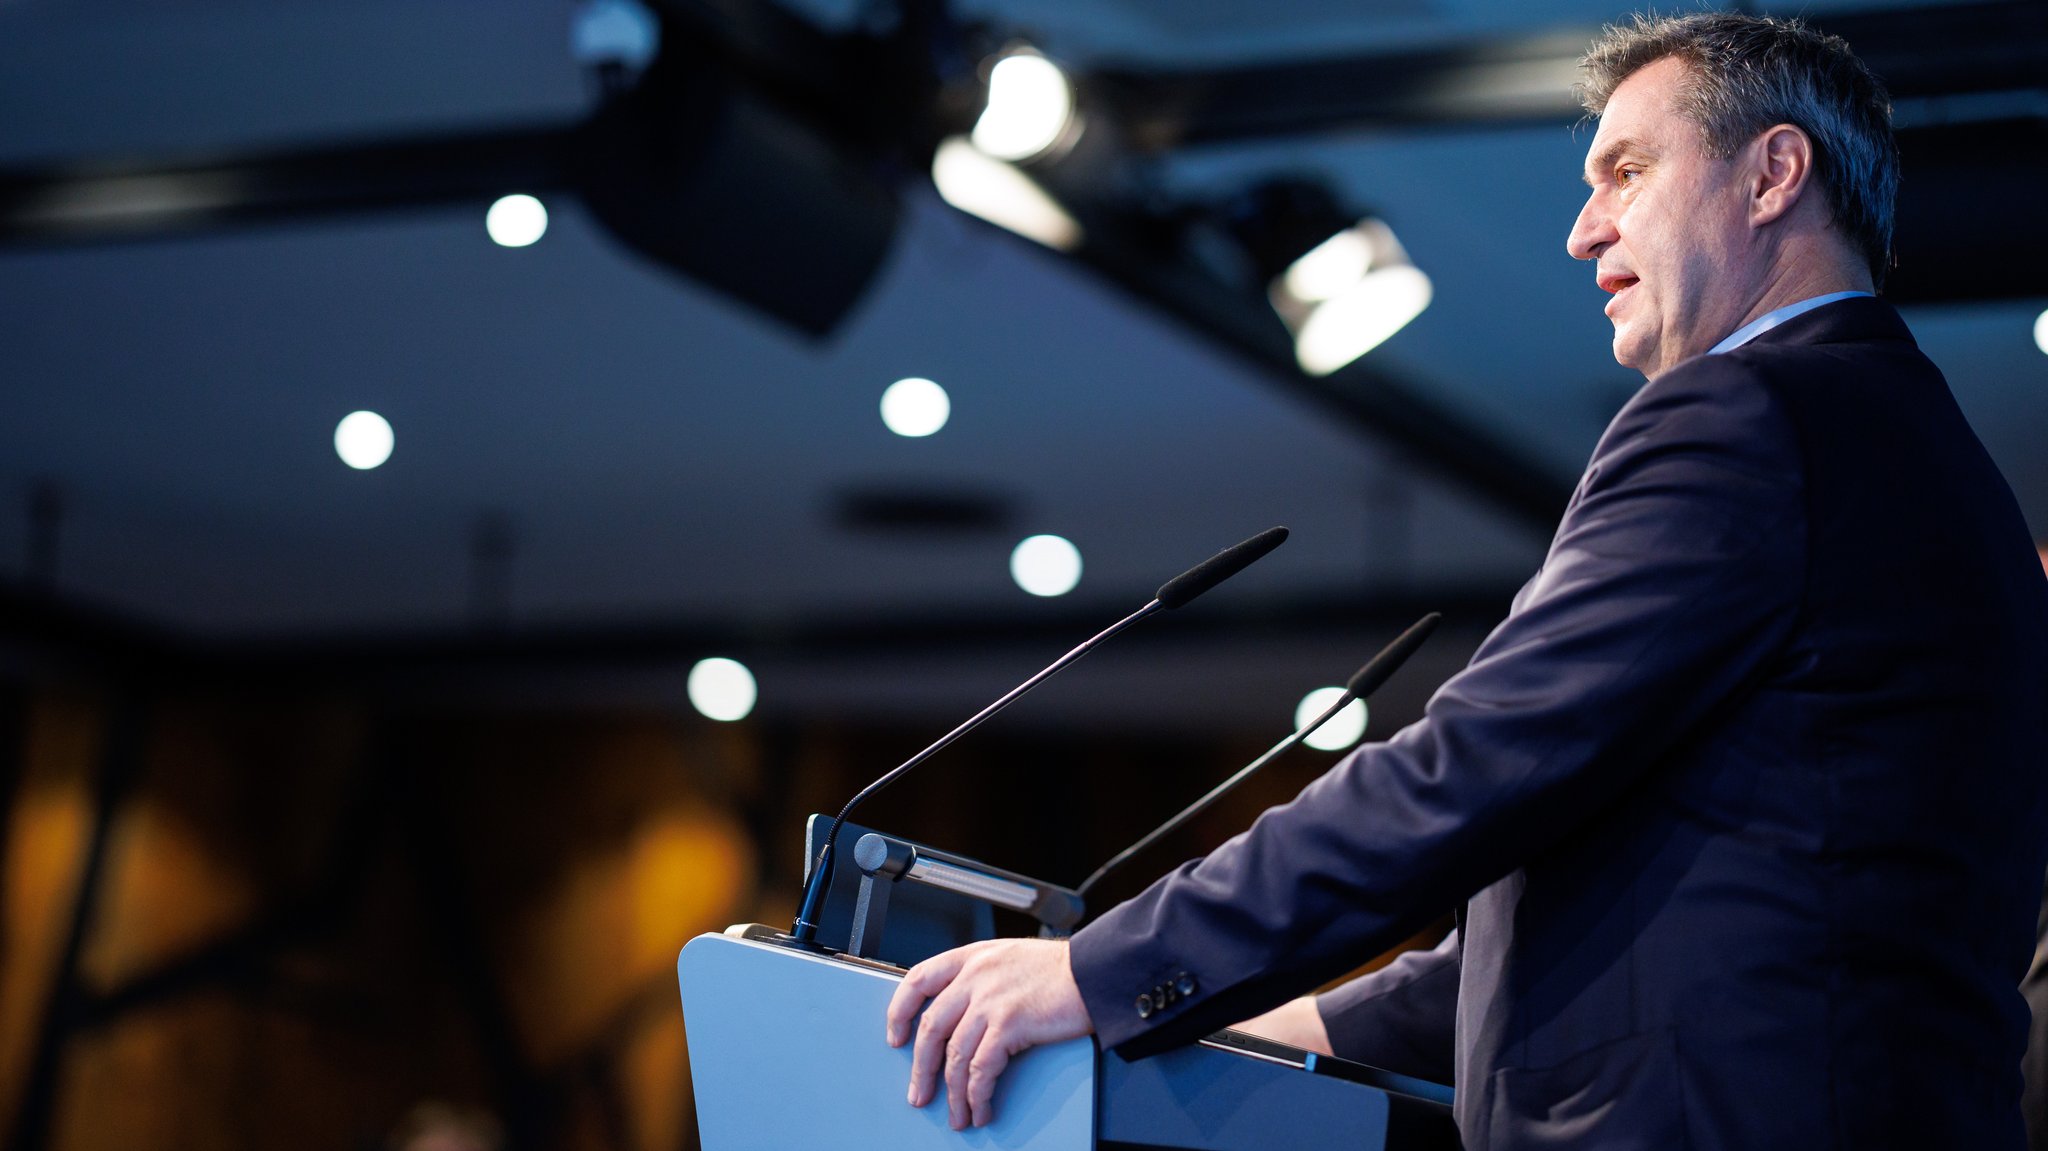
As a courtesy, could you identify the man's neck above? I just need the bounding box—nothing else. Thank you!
[1732,244,1874,336]
[1708,290,1872,357]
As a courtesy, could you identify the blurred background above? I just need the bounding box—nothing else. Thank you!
[0,0,2042,1148]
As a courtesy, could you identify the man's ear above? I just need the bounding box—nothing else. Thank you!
[1750,124,1815,228]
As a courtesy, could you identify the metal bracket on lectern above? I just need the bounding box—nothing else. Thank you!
[845,832,1086,960]
[847,833,912,959]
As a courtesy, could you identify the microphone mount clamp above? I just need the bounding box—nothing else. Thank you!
[845,832,1085,960]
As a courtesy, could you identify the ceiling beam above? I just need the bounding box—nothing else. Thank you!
[0,579,1515,685]
[1081,1,2048,309]
[1089,1,2048,145]
[0,127,578,245]
[1034,205,1577,528]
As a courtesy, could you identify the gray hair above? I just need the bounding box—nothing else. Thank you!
[1577,12,1899,288]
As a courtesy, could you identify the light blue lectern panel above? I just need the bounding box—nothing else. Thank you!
[679,932,1095,1151]
[1098,1042,1388,1150]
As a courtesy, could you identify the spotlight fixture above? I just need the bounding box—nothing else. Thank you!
[932,46,1089,250]
[970,50,1081,164]
[931,137,1082,251]
[2034,308,2048,356]
[1224,178,1431,376]
[576,42,899,337]
[1272,217,1432,376]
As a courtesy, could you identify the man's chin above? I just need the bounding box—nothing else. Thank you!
[1610,327,1656,378]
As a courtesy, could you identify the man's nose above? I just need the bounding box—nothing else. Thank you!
[1566,195,1612,262]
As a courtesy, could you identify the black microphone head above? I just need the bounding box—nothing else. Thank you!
[1345,612,1441,698]
[1155,526,1289,609]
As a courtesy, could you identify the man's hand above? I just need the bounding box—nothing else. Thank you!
[883,937,1094,1130]
[1231,995,1333,1055]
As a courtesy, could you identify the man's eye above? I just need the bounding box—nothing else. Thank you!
[1616,167,1641,187]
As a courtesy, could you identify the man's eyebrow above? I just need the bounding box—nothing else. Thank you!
[1582,137,1659,185]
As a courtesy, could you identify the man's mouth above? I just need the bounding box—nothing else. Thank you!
[1599,273,1639,317]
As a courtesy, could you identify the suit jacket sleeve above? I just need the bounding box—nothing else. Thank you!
[1314,928,1460,1082]
[1069,353,1807,1058]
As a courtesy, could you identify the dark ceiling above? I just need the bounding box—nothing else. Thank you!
[1,0,2043,734]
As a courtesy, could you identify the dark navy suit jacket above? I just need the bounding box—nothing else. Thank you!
[1070,298,2048,1149]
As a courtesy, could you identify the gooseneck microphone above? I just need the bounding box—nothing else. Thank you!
[1154,526,1291,608]
[789,526,1291,945]
[1074,612,1440,903]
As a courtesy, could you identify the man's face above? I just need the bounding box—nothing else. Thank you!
[1567,56,1756,377]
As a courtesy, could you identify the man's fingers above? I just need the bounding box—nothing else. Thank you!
[908,980,972,1108]
[886,950,966,1047]
[885,938,1091,1126]
[942,1012,989,1130]
[966,1026,1013,1129]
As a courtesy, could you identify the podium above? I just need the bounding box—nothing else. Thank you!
[678,929,1458,1150]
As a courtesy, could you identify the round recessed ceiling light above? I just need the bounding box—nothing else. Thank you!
[334,410,394,470]
[1295,687,1368,751]
[487,193,548,248]
[1010,534,1082,597]
[880,377,950,437]
[688,657,758,722]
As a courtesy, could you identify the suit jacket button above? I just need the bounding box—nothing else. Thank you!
[1136,993,1155,1019]
[1176,973,1197,997]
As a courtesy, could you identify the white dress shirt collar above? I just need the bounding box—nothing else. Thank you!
[1708,291,1873,355]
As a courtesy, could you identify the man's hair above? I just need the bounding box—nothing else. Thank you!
[1577,12,1899,288]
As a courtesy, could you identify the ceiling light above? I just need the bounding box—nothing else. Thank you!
[688,657,757,722]
[880,377,950,437]
[931,137,1082,251]
[2034,308,2048,356]
[1010,534,1082,597]
[571,0,659,72]
[334,411,394,470]
[1295,687,1368,751]
[971,52,1078,163]
[1272,218,1431,376]
[1282,229,1375,303]
[486,194,548,248]
[1291,265,1433,376]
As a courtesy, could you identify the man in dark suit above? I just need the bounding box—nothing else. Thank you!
[884,14,2048,1148]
